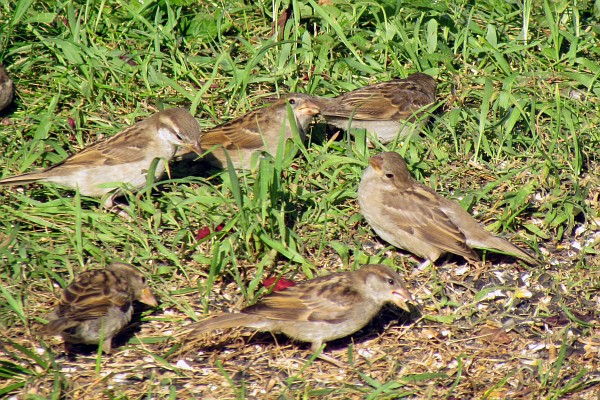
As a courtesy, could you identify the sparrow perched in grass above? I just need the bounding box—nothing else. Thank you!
[357,152,540,268]
[185,264,413,357]
[39,262,158,354]
[0,108,201,208]
[0,66,14,112]
[198,95,320,169]
[292,73,436,144]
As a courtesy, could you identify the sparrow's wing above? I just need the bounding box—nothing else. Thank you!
[48,270,132,325]
[323,75,435,121]
[59,123,152,167]
[440,201,541,265]
[382,185,479,261]
[243,274,361,324]
[199,109,273,150]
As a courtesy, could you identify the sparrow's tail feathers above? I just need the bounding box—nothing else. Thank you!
[486,236,542,266]
[39,318,79,336]
[0,172,45,186]
[185,313,265,337]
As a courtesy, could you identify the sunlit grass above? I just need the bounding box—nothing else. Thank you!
[1,0,599,397]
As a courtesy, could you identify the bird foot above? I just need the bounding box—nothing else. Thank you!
[105,204,134,221]
[305,351,345,368]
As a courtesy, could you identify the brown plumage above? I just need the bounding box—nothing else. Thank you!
[186,264,413,354]
[0,108,201,208]
[307,73,436,143]
[39,262,158,353]
[198,95,320,169]
[357,152,540,267]
[0,66,14,112]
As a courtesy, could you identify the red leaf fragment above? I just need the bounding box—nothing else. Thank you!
[195,226,211,240]
[195,224,226,240]
[262,277,296,292]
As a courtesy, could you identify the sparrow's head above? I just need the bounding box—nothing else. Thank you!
[270,94,321,129]
[405,72,437,98]
[285,96,321,117]
[359,264,413,312]
[108,262,158,307]
[367,152,412,187]
[156,108,203,155]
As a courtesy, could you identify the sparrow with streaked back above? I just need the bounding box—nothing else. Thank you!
[357,152,541,268]
[0,108,201,208]
[39,262,158,354]
[198,95,320,169]
[185,264,413,358]
[282,73,436,144]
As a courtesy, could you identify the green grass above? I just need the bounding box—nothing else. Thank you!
[1,0,600,398]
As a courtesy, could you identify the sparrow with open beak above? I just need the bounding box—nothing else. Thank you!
[185,264,413,359]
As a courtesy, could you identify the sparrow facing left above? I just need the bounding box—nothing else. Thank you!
[39,262,158,354]
[198,95,320,169]
[287,73,436,144]
[185,264,413,356]
[0,108,201,208]
[357,152,541,268]
[0,66,14,112]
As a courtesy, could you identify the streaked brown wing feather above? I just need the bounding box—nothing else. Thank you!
[324,79,434,121]
[199,109,272,149]
[53,270,132,322]
[243,274,361,323]
[61,123,151,167]
[382,187,479,261]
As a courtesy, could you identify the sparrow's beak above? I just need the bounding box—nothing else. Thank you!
[296,101,321,117]
[369,155,384,175]
[178,140,203,157]
[190,139,203,155]
[392,287,413,312]
[139,288,158,307]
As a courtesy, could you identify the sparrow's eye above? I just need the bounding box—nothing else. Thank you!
[288,99,296,105]
[387,278,395,286]
[385,173,394,179]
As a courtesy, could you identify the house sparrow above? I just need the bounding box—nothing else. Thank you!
[0,66,14,112]
[185,264,413,356]
[357,152,541,268]
[0,108,201,208]
[198,95,320,169]
[308,73,436,143]
[39,262,158,354]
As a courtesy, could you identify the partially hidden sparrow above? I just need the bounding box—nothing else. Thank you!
[310,73,436,144]
[357,152,541,268]
[0,66,14,112]
[185,264,413,356]
[198,95,320,169]
[39,262,158,354]
[0,108,201,208]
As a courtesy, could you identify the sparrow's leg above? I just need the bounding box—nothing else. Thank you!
[411,258,433,277]
[309,342,345,368]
